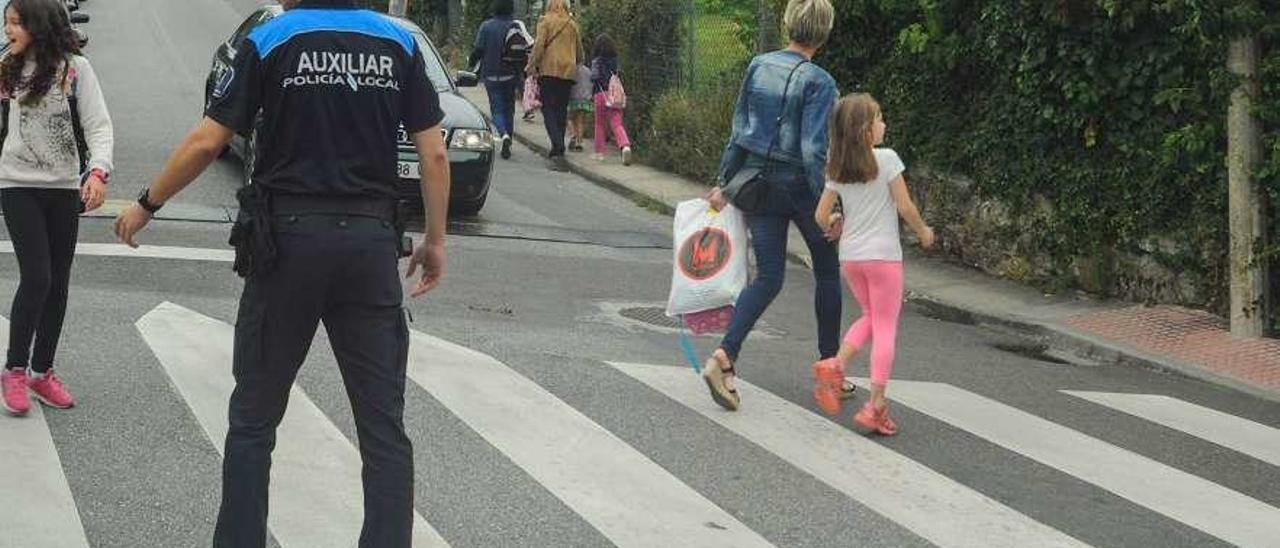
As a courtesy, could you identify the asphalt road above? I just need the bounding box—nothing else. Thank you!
[0,1,1278,547]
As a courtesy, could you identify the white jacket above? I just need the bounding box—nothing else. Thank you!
[0,54,114,190]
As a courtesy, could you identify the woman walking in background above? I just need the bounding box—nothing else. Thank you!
[525,0,582,172]
[702,0,840,411]
[1,0,113,416]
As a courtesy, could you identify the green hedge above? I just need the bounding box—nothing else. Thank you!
[818,1,1277,325]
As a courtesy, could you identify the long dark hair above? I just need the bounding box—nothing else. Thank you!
[1,0,81,106]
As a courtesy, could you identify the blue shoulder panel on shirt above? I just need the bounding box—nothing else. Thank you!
[248,9,416,58]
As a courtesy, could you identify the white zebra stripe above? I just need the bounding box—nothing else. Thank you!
[0,316,91,548]
[610,362,1090,548]
[852,378,1280,548]
[406,332,776,548]
[1062,391,1280,467]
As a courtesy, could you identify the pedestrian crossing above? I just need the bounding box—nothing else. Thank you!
[3,303,1280,548]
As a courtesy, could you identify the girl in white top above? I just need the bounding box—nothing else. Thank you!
[812,93,932,435]
[0,0,113,417]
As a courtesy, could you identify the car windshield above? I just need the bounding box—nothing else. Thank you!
[411,32,453,93]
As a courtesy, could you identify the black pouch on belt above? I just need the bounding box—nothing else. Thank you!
[393,199,413,258]
[229,185,279,278]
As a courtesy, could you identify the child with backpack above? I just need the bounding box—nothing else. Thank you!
[567,63,592,152]
[589,34,631,165]
[812,93,934,435]
[1,0,113,416]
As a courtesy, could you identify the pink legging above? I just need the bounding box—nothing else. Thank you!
[593,91,631,154]
[841,260,904,385]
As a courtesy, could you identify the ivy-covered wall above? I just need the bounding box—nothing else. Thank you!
[819,1,1277,326]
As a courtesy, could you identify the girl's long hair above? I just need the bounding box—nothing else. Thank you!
[544,0,570,16]
[1,0,81,106]
[593,34,616,59]
[826,93,880,183]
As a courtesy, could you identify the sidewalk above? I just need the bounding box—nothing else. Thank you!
[461,86,1280,403]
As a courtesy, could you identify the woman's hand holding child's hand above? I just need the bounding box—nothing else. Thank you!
[824,213,843,242]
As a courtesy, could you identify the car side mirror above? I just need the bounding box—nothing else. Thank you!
[71,12,90,24]
[455,70,478,88]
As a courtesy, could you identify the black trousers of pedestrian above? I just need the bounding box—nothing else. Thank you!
[1,188,79,372]
[539,76,573,157]
[212,215,413,548]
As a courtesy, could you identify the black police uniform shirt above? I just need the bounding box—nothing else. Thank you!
[206,0,445,200]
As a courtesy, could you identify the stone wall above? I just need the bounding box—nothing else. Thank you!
[909,169,1229,313]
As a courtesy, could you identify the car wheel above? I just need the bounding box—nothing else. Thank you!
[241,129,257,187]
[450,193,487,217]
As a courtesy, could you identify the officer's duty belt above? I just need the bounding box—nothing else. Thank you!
[272,194,397,222]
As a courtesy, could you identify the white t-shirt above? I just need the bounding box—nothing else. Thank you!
[826,148,906,262]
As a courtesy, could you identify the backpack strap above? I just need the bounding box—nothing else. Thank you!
[66,61,89,174]
[0,97,9,158]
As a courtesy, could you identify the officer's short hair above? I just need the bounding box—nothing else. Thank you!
[783,0,834,48]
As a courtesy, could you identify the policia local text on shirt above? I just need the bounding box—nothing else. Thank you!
[113,1,449,547]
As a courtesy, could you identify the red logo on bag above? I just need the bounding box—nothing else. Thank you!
[678,228,731,280]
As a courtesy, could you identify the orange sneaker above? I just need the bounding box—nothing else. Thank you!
[853,402,898,436]
[810,359,843,416]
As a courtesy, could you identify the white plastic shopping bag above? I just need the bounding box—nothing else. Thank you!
[665,199,748,322]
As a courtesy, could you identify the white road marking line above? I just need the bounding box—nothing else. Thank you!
[851,378,1280,548]
[406,333,775,548]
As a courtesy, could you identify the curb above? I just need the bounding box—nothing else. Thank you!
[906,292,1280,404]
[496,104,1280,404]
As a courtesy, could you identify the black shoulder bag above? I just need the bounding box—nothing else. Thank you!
[720,58,809,214]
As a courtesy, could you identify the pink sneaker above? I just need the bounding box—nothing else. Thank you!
[810,359,843,416]
[853,401,898,436]
[3,367,31,416]
[27,369,74,409]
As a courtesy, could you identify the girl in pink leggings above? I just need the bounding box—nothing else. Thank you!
[589,34,633,165]
[813,93,934,435]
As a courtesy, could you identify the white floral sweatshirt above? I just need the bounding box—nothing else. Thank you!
[0,55,113,190]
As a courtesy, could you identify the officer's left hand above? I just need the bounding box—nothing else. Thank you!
[406,241,445,297]
[114,203,152,248]
[80,175,107,212]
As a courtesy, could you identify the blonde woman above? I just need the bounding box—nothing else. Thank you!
[703,0,839,412]
[525,0,582,171]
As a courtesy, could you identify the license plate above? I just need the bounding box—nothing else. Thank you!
[397,161,419,179]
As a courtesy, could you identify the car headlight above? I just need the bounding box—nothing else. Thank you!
[449,129,494,151]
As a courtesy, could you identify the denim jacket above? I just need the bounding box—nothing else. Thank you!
[717,50,838,196]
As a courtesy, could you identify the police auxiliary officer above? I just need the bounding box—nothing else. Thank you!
[113,0,450,546]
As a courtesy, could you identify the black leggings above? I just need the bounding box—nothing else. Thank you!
[539,76,573,157]
[2,188,79,372]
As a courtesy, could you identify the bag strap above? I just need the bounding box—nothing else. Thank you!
[760,57,810,172]
[65,61,89,174]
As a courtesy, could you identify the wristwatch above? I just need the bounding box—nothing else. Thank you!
[136,187,163,214]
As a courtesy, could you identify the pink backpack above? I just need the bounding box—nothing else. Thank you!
[605,74,626,109]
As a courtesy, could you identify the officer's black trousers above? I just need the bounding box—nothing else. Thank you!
[213,215,413,548]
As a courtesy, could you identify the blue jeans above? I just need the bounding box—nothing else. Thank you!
[719,174,842,363]
[485,79,516,137]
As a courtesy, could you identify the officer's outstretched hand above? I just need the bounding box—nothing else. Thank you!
[114,203,152,249]
[406,241,445,297]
